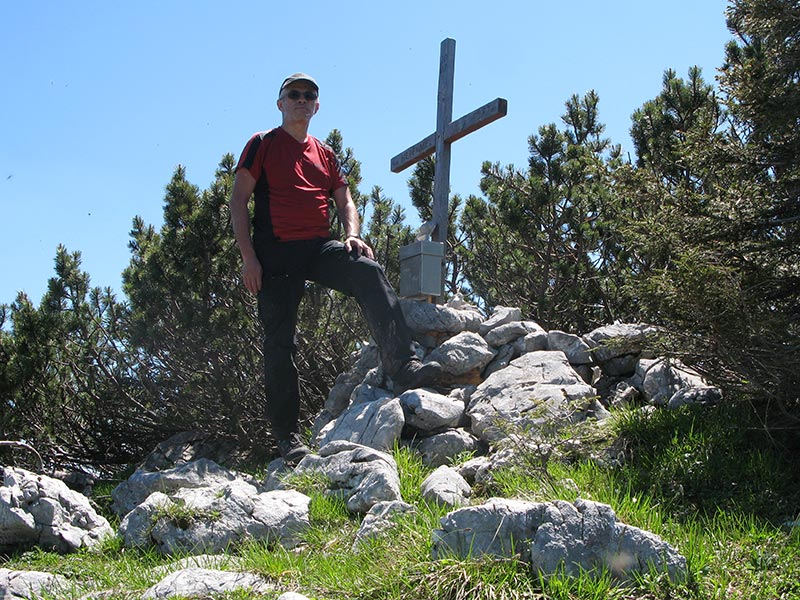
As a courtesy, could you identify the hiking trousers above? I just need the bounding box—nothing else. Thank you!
[255,237,415,439]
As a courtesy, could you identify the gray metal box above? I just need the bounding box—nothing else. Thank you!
[399,240,444,298]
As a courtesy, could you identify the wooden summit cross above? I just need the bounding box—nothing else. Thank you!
[391,38,507,248]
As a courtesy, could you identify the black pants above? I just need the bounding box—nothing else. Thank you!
[255,237,415,439]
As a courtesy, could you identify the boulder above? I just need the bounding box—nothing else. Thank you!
[514,330,549,355]
[399,389,465,433]
[119,479,311,555]
[292,441,402,514]
[433,498,686,582]
[416,429,483,468]
[0,568,71,599]
[420,466,472,508]
[111,458,241,517]
[400,299,483,336]
[0,467,113,554]
[433,497,538,559]
[530,499,686,581]
[667,386,723,410]
[316,396,404,451]
[583,323,659,375]
[634,358,718,406]
[547,331,592,365]
[484,321,533,348]
[478,306,523,336]
[466,351,596,442]
[425,332,497,376]
[119,492,173,550]
[456,456,492,486]
[350,382,393,406]
[142,568,273,599]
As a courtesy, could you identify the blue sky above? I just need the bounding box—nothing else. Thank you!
[1,1,732,308]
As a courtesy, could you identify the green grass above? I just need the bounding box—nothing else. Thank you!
[2,401,799,599]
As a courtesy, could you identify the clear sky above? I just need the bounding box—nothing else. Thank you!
[1,1,733,308]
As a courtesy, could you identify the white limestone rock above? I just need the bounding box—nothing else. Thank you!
[399,389,465,433]
[433,497,687,582]
[425,331,497,376]
[142,568,273,599]
[0,467,113,554]
[293,441,402,514]
[111,458,240,517]
[316,396,405,451]
[420,466,472,508]
[466,351,596,442]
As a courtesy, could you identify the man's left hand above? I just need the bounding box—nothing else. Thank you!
[345,236,375,260]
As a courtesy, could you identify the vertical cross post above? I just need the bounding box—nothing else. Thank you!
[433,38,455,245]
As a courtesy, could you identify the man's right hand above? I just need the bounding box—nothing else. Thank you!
[241,256,263,294]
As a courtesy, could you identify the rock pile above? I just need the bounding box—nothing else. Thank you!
[1,300,720,596]
[313,299,720,462]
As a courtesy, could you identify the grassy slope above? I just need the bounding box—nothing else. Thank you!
[3,401,799,600]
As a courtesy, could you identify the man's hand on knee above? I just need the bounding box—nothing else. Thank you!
[344,235,375,260]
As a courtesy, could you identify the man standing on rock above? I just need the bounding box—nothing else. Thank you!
[230,73,442,465]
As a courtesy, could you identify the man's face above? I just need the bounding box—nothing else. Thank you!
[277,82,320,123]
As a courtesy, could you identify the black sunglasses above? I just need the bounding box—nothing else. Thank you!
[285,89,318,101]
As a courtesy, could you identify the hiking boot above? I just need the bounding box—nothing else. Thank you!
[392,358,444,391]
[276,432,311,466]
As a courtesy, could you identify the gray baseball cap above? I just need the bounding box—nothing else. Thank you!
[279,73,319,95]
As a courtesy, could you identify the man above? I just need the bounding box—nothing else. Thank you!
[230,73,442,465]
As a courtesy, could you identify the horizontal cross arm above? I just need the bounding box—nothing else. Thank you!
[390,97,508,174]
[391,132,436,173]
[443,97,507,146]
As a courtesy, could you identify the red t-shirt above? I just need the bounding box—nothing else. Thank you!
[235,127,348,241]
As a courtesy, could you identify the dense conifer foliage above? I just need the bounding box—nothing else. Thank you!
[1,0,796,472]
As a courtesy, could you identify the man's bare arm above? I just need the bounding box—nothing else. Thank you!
[333,186,374,260]
[230,169,263,294]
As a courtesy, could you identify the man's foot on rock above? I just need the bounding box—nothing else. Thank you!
[276,432,311,466]
[392,358,444,391]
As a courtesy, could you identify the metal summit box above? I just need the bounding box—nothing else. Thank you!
[399,240,444,298]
